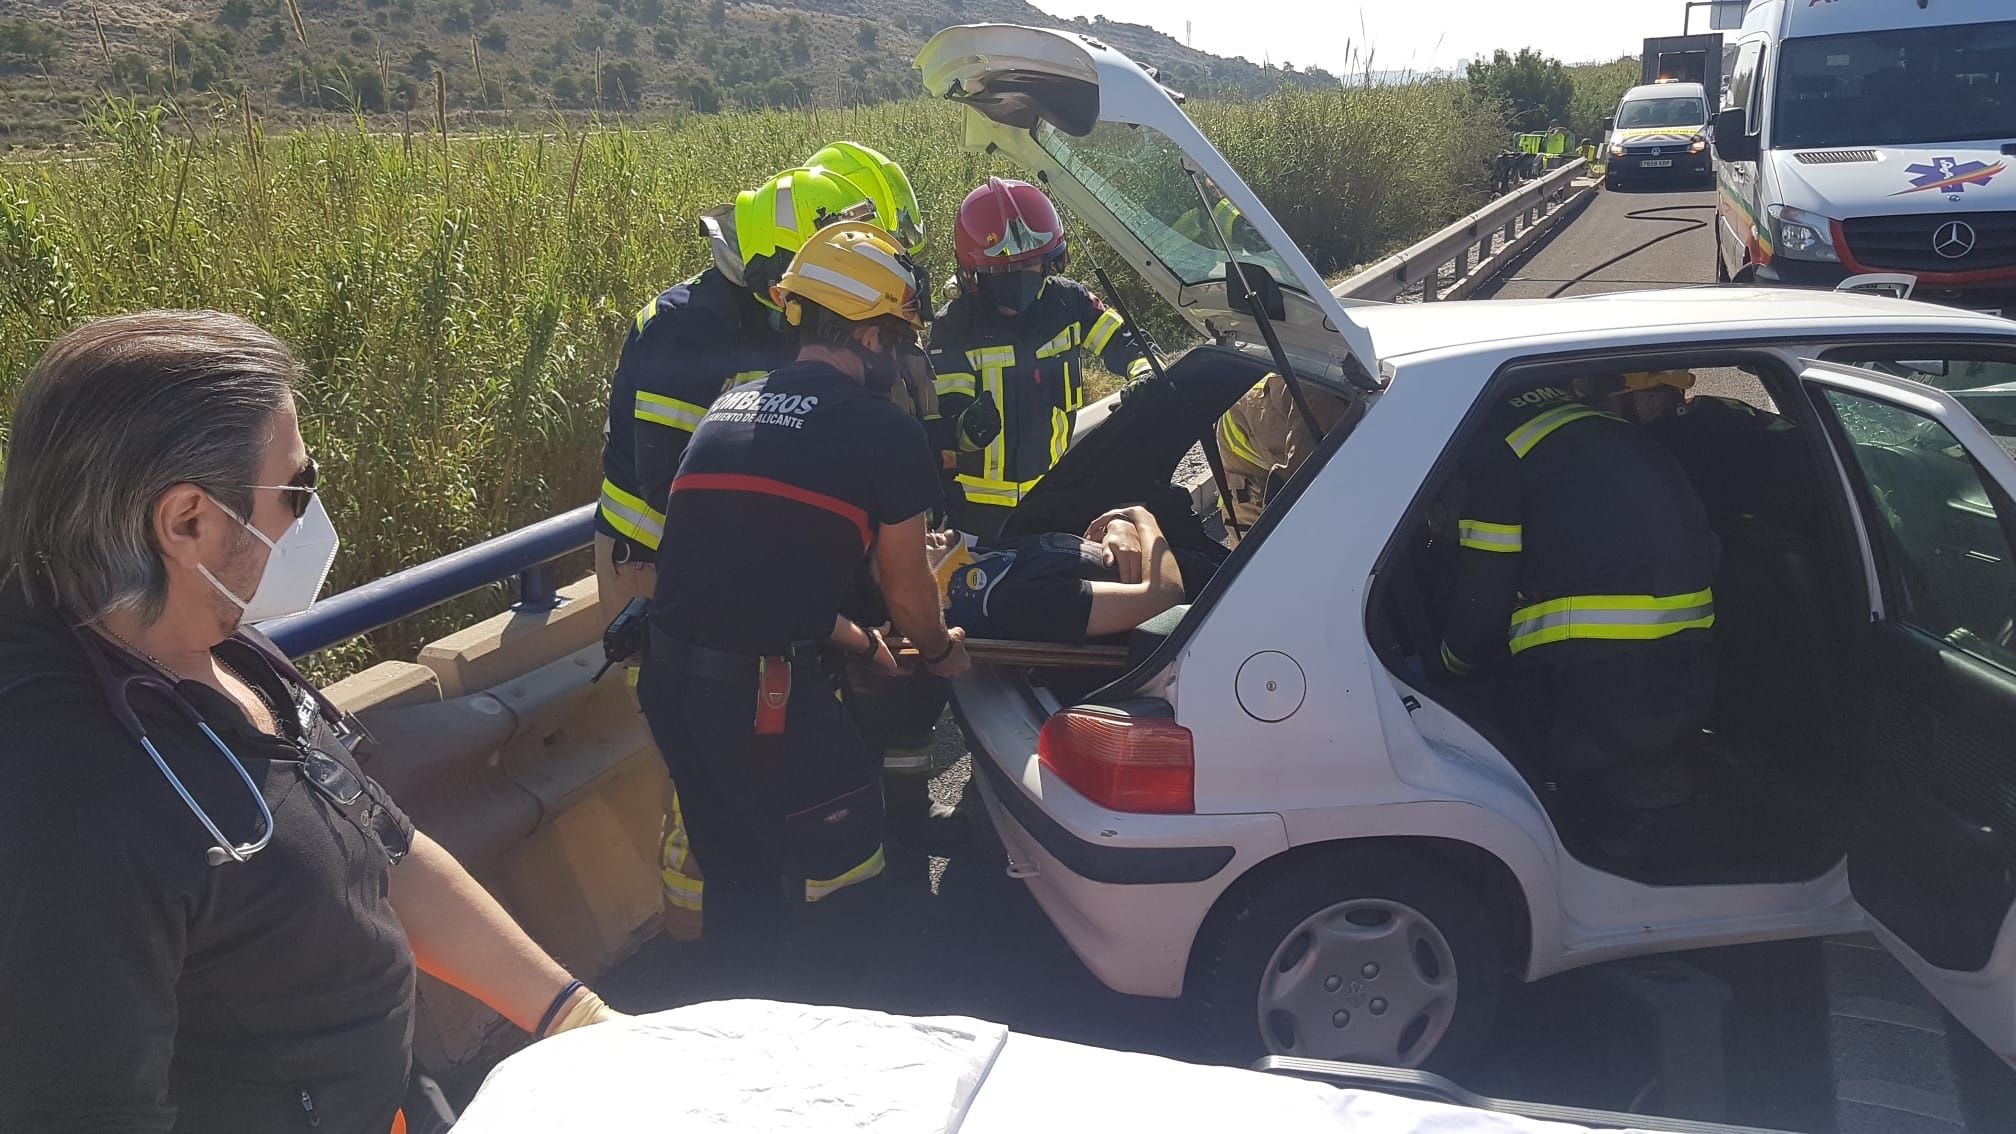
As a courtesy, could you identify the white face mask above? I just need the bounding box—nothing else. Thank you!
[198,492,341,624]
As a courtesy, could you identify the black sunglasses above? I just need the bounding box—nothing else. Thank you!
[243,458,320,520]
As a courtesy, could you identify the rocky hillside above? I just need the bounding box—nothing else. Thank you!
[0,0,1338,142]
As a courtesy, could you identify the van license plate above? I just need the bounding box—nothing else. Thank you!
[1641,159,1673,168]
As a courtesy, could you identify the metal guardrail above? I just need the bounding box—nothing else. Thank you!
[261,504,596,659]
[1333,158,1591,303]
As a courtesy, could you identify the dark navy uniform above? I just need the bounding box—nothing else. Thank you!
[637,360,939,983]
[596,268,796,562]
[927,278,1152,536]
[1440,385,1719,839]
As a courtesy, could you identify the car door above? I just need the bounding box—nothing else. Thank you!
[1801,359,2016,1063]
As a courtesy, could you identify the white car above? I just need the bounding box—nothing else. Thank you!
[923,24,2016,1072]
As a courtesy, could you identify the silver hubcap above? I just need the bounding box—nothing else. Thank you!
[1256,898,1457,1066]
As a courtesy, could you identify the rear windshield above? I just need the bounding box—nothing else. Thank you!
[1035,120,1303,292]
[1773,20,2016,149]
[1616,96,1708,129]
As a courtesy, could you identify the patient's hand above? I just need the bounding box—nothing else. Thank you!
[1100,517,1146,584]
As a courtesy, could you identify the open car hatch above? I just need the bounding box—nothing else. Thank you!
[916,24,1381,388]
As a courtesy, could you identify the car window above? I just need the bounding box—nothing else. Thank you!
[1727,40,1762,116]
[1820,348,2016,458]
[1616,97,1707,129]
[1826,389,2016,671]
[1773,19,2016,149]
[1034,120,1302,292]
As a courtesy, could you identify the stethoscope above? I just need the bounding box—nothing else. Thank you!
[69,616,356,867]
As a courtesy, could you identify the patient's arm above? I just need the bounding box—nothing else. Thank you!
[1083,507,1186,637]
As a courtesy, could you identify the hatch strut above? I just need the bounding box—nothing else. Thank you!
[1045,165,1247,542]
[1182,164,1329,450]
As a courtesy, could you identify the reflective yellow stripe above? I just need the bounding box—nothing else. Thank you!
[727,369,768,388]
[1457,519,1523,553]
[1504,403,1613,458]
[1035,325,1077,360]
[635,299,658,334]
[660,794,704,910]
[1507,589,1716,655]
[805,846,886,902]
[968,346,1016,370]
[935,371,977,398]
[956,472,1046,508]
[1439,641,1475,677]
[599,478,665,549]
[1085,308,1126,356]
[1220,412,1267,469]
[635,390,707,432]
[1125,356,1154,381]
[1049,407,1070,466]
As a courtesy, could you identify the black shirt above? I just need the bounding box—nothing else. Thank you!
[0,592,417,1134]
[650,361,941,654]
[937,533,1115,644]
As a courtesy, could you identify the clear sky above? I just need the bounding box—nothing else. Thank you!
[1028,0,1704,74]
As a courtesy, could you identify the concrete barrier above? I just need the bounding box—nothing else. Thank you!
[326,577,664,1074]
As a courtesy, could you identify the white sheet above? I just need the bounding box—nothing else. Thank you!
[454,1000,1648,1133]
[455,1001,1007,1132]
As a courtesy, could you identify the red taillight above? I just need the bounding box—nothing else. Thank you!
[1037,707,1194,814]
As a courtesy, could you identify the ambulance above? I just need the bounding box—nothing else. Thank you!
[1712,0,2016,311]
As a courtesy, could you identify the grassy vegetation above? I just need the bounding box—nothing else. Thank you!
[0,85,1500,668]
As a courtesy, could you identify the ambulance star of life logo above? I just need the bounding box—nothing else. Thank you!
[1893,157,2007,197]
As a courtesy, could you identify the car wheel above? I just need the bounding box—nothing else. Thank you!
[1195,845,1504,1073]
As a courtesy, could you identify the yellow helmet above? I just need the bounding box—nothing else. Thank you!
[1621,369,1697,393]
[772,222,927,332]
[735,166,881,293]
[806,141,926,254]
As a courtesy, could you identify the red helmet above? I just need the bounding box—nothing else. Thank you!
[953,177,1068,281]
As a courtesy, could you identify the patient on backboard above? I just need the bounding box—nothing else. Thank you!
[928,506,1214,644]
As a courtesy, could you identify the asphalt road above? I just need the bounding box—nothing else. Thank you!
[1478,178,1720,300]
[603,179,1844,1131]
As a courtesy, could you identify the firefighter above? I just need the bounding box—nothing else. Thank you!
[1215,373,1360,539]
[595,156,923,936]
[635,222,969,993]
[928,177,1153,539]
[1438,372,1719,863]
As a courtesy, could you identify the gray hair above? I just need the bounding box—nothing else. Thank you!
[0,310,300,623]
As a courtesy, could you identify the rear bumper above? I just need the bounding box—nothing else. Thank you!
[954,669,1289,999]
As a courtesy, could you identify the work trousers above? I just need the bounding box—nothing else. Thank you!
[1514,632,1716,823]
[637,642,887,998]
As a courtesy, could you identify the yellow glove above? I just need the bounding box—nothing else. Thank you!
[545,988,627,1037]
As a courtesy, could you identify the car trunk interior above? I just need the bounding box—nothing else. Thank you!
[989,345,1353,707]
[1369,353,1865,887]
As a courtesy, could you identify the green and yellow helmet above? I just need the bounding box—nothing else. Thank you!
[806,141,926,255]
[734,165,882,298]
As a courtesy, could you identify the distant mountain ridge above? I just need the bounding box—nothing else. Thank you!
[0,0,1338,142]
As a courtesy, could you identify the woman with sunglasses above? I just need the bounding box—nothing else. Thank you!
[0,311,622,1134]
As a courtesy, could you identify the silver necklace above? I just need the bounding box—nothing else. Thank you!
[99,626,178,679]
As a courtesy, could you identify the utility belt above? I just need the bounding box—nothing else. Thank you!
[648,626,827,736]
[643,625,883,884]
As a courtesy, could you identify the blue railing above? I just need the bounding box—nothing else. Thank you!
[261,504,596,659]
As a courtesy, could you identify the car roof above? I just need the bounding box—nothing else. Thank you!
[1346,288,2016,366]
[1622,82,1705,100]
